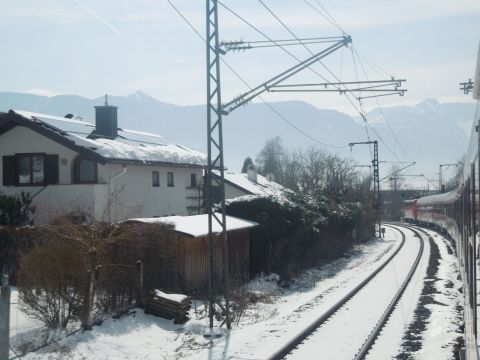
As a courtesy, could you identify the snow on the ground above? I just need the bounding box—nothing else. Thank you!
[366,225,430,360]
[286,225,422,360]
[413,228,463,360]
[14,228,402,360]
[9,288,47,358]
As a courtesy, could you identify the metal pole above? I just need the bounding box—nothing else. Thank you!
[439,165,442,194]
[372,141,381,238]
[0,273,10,360]
[206,0,214,329]
[206,0,231,330]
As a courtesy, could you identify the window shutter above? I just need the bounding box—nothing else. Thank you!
[45,155,59,185]
[2,155,15,186]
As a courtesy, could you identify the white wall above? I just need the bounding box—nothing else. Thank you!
[0,125,204,224]
[224,183,250,199]
[105,163,204,222]
[0,126,79,185]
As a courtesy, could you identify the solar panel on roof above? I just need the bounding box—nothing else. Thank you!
[117,129,170,146]
[33,115,95,136]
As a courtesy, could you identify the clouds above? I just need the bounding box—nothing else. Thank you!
[26,88,60,97]
[0,0,478,115]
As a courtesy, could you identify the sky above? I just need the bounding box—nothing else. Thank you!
[0,0,479,116]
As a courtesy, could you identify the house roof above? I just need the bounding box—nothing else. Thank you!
[129,213,258,238]
[214,170,285,196]
[0,109,207,167]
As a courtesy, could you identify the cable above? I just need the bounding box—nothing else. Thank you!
[313,0,346,34]
[300,1,413,166]
[302,0,345,34]
[166,0,347,149]
[170,0,411,168]
[350,44,373,158]
[352,45,413,162]
[257,0,409,165]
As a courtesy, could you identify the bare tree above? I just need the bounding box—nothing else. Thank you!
[256,136,285,181]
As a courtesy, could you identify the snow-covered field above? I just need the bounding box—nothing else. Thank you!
[7,225,463,360]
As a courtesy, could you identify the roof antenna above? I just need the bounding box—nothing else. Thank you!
[105,94,108,106]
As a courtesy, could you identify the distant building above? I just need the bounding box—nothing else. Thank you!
[211,166,285,201]
[0,103,206,224]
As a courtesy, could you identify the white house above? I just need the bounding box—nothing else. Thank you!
[0,104,206,224]
[212,166,285,200]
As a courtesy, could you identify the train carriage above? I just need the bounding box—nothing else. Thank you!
[402,42,480,359]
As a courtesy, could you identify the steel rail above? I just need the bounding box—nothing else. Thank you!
[353,224,425,359]
[266,224,406,360]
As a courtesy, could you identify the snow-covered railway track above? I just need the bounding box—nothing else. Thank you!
[267,224,424,360]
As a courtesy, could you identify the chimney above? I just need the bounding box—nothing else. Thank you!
[94,95,118,139]
[247,164,257,183]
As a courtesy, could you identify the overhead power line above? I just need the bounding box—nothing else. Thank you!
[165,0,347,149]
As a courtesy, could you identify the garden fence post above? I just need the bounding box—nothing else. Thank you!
[0,273,10,360]
[136,260,144,308]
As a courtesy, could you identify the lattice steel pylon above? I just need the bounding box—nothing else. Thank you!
[349,140,381,237]
[372,141,381,237]
[206,0,231,330]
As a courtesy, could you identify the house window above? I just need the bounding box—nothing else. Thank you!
[16,154,45,185]
[190,173,197,187]
[73,156,97,183]
[167,172,174,187]
[152,171,160,187]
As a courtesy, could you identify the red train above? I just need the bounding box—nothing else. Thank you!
[403,140,479,359]
[402,42,479,359]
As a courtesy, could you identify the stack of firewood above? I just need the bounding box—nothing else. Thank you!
[144,289,191,324]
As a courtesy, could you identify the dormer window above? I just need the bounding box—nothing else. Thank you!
[73,155,97,184]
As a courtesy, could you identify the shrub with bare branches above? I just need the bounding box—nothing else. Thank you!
[16,216,177,329]
[17,236,88,328]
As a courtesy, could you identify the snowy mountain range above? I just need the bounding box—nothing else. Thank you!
[0,91,476,183]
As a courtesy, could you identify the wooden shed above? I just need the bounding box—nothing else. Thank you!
[131,214,258,292]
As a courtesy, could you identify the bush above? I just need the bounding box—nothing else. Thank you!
[16,216,177,328]
[0,192,35,281]
[224,193,375,280]
[17,237,88,328]
[0,191,34,226]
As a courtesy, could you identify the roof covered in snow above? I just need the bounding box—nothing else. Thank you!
[129,213,258,238]
[416,190,458,205]
[0,109,206,167]
[214,170,285,196]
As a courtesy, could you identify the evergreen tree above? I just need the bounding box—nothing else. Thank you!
[241,157,254,173]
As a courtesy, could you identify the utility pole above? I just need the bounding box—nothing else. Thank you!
[205,1,356,330]
[206,0,231,330]
[0,270,10,360]
[349,141,381,237]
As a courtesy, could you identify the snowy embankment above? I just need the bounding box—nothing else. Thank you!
[403,228,463,360]
[14,228,402,360]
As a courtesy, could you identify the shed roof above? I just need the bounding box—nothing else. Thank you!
[129,213,258,238]
[0,110,206,167]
